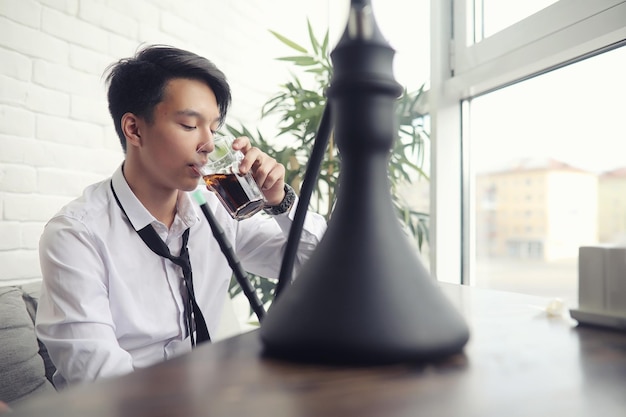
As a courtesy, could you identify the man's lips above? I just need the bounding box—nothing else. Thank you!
[189,164,203,176]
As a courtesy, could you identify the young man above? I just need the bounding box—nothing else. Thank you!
[35,45,326,389]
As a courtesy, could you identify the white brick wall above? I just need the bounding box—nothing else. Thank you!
[0,0,340,285]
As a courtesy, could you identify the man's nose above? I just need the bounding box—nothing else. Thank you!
[197,130,215,154]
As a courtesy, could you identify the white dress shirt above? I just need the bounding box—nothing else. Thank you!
[36,164,326,388]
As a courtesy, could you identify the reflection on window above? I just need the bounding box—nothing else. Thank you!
[473,0,559,43]
[468,46,626,305]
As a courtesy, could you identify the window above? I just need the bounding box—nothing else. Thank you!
[452,0,625,87]
[472,0,560,43]
[468,46,626,304]
[430,0,626,291]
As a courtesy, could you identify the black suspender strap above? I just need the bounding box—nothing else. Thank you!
[110,181,210,346]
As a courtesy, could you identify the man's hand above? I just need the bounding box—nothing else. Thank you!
[232,136,286,205]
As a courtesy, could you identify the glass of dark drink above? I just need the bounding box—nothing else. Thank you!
[199,136,266,220]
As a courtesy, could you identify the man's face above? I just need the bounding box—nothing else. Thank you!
[134,78,220,192]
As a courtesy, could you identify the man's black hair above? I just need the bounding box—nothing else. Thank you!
[105,45,232,152]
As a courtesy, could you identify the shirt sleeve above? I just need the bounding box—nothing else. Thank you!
[36,216,134,388]
[231,195,327,279]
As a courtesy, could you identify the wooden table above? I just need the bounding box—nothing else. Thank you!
[12,284,626,417]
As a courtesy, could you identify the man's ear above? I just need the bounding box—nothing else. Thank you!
[121,113,143,148]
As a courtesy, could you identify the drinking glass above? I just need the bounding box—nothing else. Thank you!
[199,136,265,220]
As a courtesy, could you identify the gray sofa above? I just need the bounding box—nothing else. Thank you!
[0,283,56,406]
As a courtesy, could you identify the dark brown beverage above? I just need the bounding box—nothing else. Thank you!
[203,173,264,219]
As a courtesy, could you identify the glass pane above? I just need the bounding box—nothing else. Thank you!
[474,0,559,42]
[469,46,626,306]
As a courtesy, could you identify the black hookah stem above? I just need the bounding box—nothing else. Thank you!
[274,103,333,299]
[192,191,266,322]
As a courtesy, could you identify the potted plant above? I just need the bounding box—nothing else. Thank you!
[226,21,430,314]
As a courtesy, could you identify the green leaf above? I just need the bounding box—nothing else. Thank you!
[269,30,308,53]
[321,31,329,55]
[276,56,319,66]
[308,19,319,55]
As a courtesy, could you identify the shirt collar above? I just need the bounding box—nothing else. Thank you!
[111,164,200,233]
